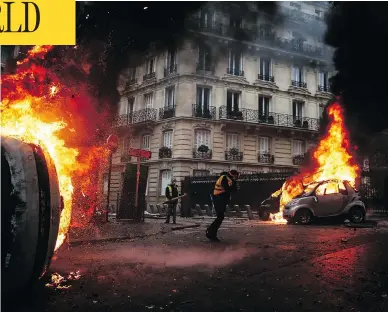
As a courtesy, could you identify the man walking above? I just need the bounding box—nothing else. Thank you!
[165,178,179,224]
[206,170,240,241]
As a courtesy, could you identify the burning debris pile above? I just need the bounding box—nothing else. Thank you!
[45,271,81,289]
[1,45,111,250]
[270,99,360,223]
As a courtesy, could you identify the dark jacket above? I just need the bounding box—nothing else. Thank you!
[214,173,238,199]
[165,184,179,200]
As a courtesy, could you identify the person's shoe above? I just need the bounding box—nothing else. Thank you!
[165,221,170,224]
[206,230,220,242]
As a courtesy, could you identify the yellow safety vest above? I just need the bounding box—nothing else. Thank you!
[213,175,233,196]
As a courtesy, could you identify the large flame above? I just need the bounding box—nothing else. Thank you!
[270,99,360,223]
[1,45,109,250]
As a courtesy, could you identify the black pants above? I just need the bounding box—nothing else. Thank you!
[166,203,177,223]
[207,195,228,236]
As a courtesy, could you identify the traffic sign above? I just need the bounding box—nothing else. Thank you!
[128,148,152,159]
[106,134,119,153]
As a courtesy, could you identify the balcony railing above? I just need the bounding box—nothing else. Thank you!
[293,154,305,165]
[112,108,157,128]
[258,74,274,82]
[196,63,214,73]
[219,106,320,131]
[192,104,216,119]
[159,105,176,120]
[318,85,330,92]
[164,64,177,77]
[258,153,275,164]
[159,147,172,159]
[225,149,243,161]
[192,148,212,160]
[143,72,156,80]
[227,68,244,76]
[291,80,307,88]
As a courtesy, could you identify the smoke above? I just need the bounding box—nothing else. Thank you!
[81,245,256,270]
[325,2,388,136]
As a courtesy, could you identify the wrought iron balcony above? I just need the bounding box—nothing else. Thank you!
[225,149,243,161]
[192,148,212,160]
[196,63,214,73]
[120,155,131,163]
[258,74,274,82]
[159,105,176,120]
[292,154,305,165]
[318,85,330,92]
[291,80,307,88]
[127,78,137,86]
[112,108,157,128]
[258,153,275,164]
[143,72,155,80]
[226,68,244,76]
[159,147,172,159]
[192,104,216,119]
[164,64,177,77]
[218,106,320,131]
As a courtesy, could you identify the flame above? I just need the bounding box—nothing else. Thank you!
[270,100,360,223]
[1,45,110,250]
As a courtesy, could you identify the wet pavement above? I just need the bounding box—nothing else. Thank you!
[7,220,388,312]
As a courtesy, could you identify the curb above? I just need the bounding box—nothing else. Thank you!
[68,224,200,246]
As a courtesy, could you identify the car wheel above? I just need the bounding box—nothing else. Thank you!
[259,210,270,221]
[348,206,365,223]
[294,209,313,225]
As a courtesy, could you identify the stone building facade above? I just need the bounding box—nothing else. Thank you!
[104,1,334,211]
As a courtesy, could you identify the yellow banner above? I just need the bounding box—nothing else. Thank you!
[0,0,76,45]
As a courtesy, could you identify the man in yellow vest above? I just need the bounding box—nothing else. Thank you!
[206,170,240,241]
[165,178,179,224]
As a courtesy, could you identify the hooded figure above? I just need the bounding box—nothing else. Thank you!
[206,170,240,241]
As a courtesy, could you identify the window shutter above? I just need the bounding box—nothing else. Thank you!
[227,91,232,111]
[204,88,210,109]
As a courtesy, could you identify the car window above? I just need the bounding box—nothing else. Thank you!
[338,181,348,195]
[315,182,339,196]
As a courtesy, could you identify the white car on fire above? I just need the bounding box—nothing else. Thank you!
[283,179,366,225]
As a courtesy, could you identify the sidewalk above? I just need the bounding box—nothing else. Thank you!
[67,217,200,246]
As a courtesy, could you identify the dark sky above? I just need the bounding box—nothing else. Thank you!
[75,1,388,140]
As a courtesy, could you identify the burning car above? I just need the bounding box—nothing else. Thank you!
[282,179,366,225]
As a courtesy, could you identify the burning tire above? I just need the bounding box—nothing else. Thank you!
[348,206,365,224]
[1,137,61,299]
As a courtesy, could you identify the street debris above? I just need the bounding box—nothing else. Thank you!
[45,271,81,289]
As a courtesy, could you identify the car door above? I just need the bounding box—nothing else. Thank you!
[313,181,344,217]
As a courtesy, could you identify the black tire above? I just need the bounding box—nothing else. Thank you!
[348,206,365,224]
[259,210,270,221]
[294,209,313,225]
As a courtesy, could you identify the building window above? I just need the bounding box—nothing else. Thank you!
[228,49,243,75]
[259,24,272,38]
[258,96,270,117]
[227,91,240,112]
[292,140,305,156]
[292,66,303,83]
[163,130,173,148]
[259,136,271,154]
[166,49,177,69]
[230,16,242,29]
[142,135,151,150]
[160,170,172,196]
[128,68,136,81]
[293,101,304,119]
[193,170,210,177]
[319,71,329,90]
[199,9,214,28]
[315,9,322,18]
[319,104,325,117]
[103,173,109,195]
[164,87,175,109]
[196,86,211,110]
[259,58,272,80]
[144,93,153,108]
[194,130,211,150]
[198,44,212,71]
[146,58,156,75]
[226,133,240,150]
